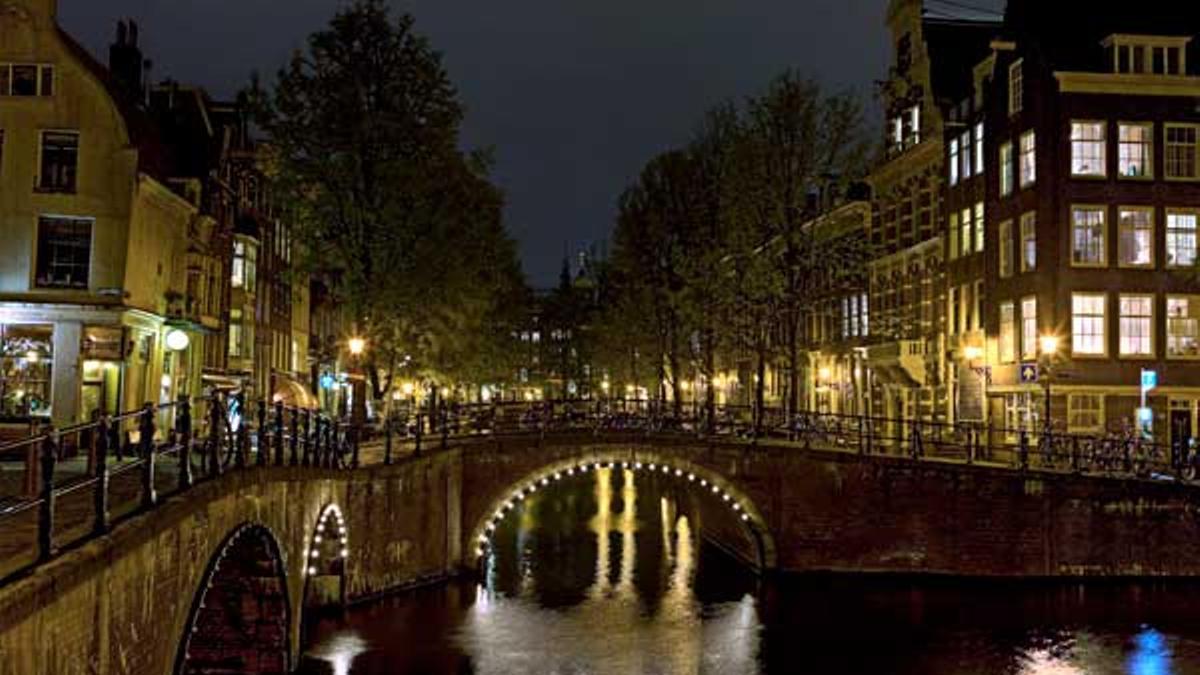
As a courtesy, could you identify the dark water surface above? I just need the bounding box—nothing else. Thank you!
[298,467,1200,674]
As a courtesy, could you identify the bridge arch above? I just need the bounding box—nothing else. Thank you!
[468,449,777,572]
[302,503,349,608]
[174,522,293,675]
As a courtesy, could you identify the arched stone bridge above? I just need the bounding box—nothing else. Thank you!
[3,431,1200,674]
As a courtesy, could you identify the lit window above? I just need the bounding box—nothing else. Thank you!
[1118,207,1154,267]
[949,138,959,185]
[1166,124,1200,180]
[1167,296,1200,358]
[960,207,972,257]
[948,287,959,336]
[1008,59,1023,115]
[973,281,983,331]
[1071,122,1107,177]
[974,122,985,175]
[1119,294,1154,357]
[948,212,959,261]
[1021,296,1038,360]
[960,130,972,180]
[39,131,78,193]
[974,202,984,253]
[34,216,92,289]
[1068,394,1104,432]
[1020,212,1036,272]
[1166,211,1198,267]
[1072,206,1107,266]
[999,219,1013,278]
[1072,293,1107,356]
[1000,302,1016,363]
[1118,123,1153,178]
[1000,141,1014,195]
[1019,131,1036,187]
[859,292,869,337]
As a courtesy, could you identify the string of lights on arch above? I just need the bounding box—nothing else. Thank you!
[304,504,349,576]
[475,459,753,559]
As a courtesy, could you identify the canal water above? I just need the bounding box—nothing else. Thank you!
[298,467,1200,674]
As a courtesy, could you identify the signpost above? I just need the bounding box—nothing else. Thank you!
[1139,369,1157,440]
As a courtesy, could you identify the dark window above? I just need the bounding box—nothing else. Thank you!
[39,131,78,193]
[11,65,36,95]
[0,68,8,96]
[35,216,91,289]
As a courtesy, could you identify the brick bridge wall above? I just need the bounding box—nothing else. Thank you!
[3,433,1200,674]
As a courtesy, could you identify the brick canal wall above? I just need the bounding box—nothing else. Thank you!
[2,434,1200,674]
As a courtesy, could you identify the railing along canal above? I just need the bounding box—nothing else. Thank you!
[1,396,1196,586]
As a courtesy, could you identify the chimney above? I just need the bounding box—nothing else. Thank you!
[109,18,144,100]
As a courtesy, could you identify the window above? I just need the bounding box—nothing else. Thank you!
[1019,131,1036,187]
[960,207,972,257]
[859,292,869,337]
[1072,293,1107,356]
[973,281,983,331]
[961,284,972,333]
[1167,211,1198,267]
[1167,296,1200,358]
[38,131,78,193]
[960,130,972,180]
[999,219,1013,278]
[228,309,243,357]
[1071,122,1107,177]
[1118,123,1154,178]
[1119,294,1154,357]
[0,64,54,97]
[0,324,54,418]
[948,287,959,336]
[1068,394,1104,432]
[1000,142,1014,196]
[1021,296,1038,360]
[34,216,91,289]
[231,239,258,290]
[1166,124,1200,180]
[1117,207,1154,267]
[1020,212,1036,272]
[949,138,959,185]
[948,212,959,261]
[974,122,985,175]
[1009,59,1023,115]
[1000,302,1016,363]
[1072,206,1107,266]
[974,202,984,253]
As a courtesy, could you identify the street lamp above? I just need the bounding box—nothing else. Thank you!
[348,337,366,357]
[1039,334,1061,444]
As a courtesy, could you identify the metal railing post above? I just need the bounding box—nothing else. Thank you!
[274,400,285,466]
[177,396,193,491]
[93,417,111,536]
[37,431,57,563]
[140,403,157,509]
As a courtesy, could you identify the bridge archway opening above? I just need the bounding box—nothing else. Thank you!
[470,453,776,574]
[303,503,349,609]
[175,523,292,675]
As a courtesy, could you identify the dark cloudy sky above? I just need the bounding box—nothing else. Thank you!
[59,0,1004,287]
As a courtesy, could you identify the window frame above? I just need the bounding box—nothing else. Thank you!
[1020,211,1037,273]
[1071,292,1109,358]
[973,121,985,175]
[1000,301,1016,363]
[1070,120,1108,178]
[1165,123,1200,181]
[999,219,1014,278]
[1166,294,1200,360]
[36,129,79,194]
[1166,209,1199,269]
[1019,130,1036,188]
[33,215,93,290]
[1067,393,1105,433]
[1008,59,1023,116]
[1020,296,1038,361]
[974,202,984,253]
[949,137,960,186]
[1071,205,1108,268]
[1117,206,1155,269]
[1118,293,1155,359]
[0,63,54,97]
[1117,121,1155,180]
[1000,141,1014,196]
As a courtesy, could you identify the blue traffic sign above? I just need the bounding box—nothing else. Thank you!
[1019,363,1039,384]
[1141,369,1158,392]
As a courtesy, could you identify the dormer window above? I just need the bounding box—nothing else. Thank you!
[1106,35,1189,75]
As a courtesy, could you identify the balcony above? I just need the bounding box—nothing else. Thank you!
[865,340,926,386]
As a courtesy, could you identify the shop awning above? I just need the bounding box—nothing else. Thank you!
[273,374,319,410]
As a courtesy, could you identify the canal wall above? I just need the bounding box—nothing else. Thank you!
[2,433,1200,674]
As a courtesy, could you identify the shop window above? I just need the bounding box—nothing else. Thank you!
[0,324,53,418]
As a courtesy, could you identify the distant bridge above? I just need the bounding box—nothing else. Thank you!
[1,399,1199,674]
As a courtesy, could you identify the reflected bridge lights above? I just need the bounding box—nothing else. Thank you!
[305,503,350,577]
[474,458,754,559]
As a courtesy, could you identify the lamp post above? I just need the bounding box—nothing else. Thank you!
[347,336,367,431]
[1038,334,1060,446]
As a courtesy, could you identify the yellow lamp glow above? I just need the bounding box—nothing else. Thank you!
[1039,335,1060,357]
[818,367,833,382]
[962,345,984,361]
[348,337,366,356]
[401,381,415,396]
[165,329,190,352]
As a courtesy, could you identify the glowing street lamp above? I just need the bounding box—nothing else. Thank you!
[1038,334,1061,443]
[347,337,366,356]
[962,345,984,362]
[1039,335,1060,357]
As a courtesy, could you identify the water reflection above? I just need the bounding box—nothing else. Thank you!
[300,468,1200,675]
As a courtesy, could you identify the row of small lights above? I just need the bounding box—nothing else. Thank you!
[305,504,349,576]
[475,460,750,558]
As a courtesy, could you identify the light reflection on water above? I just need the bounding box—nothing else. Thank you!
[300,468,1200,675]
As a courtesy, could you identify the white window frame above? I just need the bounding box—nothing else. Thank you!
[1165,123,1200,181]
[1021,296,1038,360]
[1117,206,1155,269]
[1118,122,1154,179]
[1000,141,1014,196]
[1020,211,1036,272]
[1008,59,1023,115]
[1019,130,1036,187]
[1166,209,1198,268]
[1067,393,1105,433]
[1119,293,1155,358]
[1071,121,1107,177]
[1167,295,1200,360]
[1000,302,1016,363]
[999,219,1013,278]
[1071,205,1108,268]
[1072,292,1108,357]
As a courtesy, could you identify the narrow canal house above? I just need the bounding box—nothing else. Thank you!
[979,2,1200,444]
[863,0,997,429]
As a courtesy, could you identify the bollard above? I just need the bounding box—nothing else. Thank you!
[177,397,193,491]
[274,401,285,466]
[37,432,57,563]
[93,417,111,536]
[139,403,157,509]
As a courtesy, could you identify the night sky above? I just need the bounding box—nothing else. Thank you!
[59,0,1004,287]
